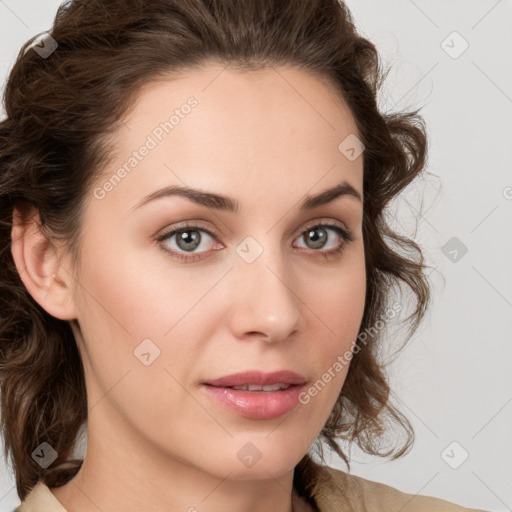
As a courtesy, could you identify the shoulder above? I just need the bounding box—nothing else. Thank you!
[324,464,486,511]
[16,480,67,512]
[16,460,81,511]
[297,456,487,512]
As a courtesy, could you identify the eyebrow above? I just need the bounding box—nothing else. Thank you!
[131,180,362,214]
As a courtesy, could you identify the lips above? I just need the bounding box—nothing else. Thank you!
[202,370,308,388]
[200,373,308,419]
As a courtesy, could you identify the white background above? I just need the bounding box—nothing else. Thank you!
[0,1,511,511]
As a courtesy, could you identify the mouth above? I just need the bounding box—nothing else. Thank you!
[200,381,308,420]
[202,369,308,389]
[200,370,308,419]
[206,382,296,392]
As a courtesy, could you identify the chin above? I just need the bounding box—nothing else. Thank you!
[218,450,299,481]
[223,462,296,481]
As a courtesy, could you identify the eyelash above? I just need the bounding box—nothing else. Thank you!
[155,221,355,263]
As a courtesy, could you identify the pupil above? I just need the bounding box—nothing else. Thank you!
[307,228,326,249]
[177,230,200,251]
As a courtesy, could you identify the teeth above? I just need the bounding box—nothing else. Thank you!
[231,383,291,391]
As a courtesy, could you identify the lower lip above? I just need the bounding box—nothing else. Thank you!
[200,384,306,420]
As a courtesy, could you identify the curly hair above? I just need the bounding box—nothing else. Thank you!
[0,0,431,501]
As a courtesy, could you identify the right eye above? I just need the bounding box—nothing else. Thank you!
[156,223,222,262]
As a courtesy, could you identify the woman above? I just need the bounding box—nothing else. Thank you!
[0,0,487,511]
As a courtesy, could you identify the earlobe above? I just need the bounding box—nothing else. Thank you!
[10,207,78,321]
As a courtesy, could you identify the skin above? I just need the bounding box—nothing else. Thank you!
[12,63,366,512]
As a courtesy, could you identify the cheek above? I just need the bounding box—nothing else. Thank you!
[316,249,366,345]
[308,252,366,399]
[72,238,224,389]
[75,235,203,336]
[71,246,205,438]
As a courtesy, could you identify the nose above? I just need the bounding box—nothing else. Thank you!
[228,240,305,343]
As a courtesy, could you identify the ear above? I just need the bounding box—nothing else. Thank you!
[10,206,78,321]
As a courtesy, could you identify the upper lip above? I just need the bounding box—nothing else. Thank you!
[203,370,307,387]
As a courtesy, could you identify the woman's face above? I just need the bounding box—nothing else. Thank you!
[67,63,366,481]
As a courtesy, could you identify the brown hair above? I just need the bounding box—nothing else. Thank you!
[0,0,431,501]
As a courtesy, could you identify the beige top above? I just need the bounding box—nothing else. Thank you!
[16,455,487,512]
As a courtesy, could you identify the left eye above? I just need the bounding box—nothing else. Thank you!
[294,225,346,251]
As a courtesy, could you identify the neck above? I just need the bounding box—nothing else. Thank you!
[49,417,305,512]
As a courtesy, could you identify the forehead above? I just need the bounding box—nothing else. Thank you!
[123,62,359,139]
[91,63,363,214]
